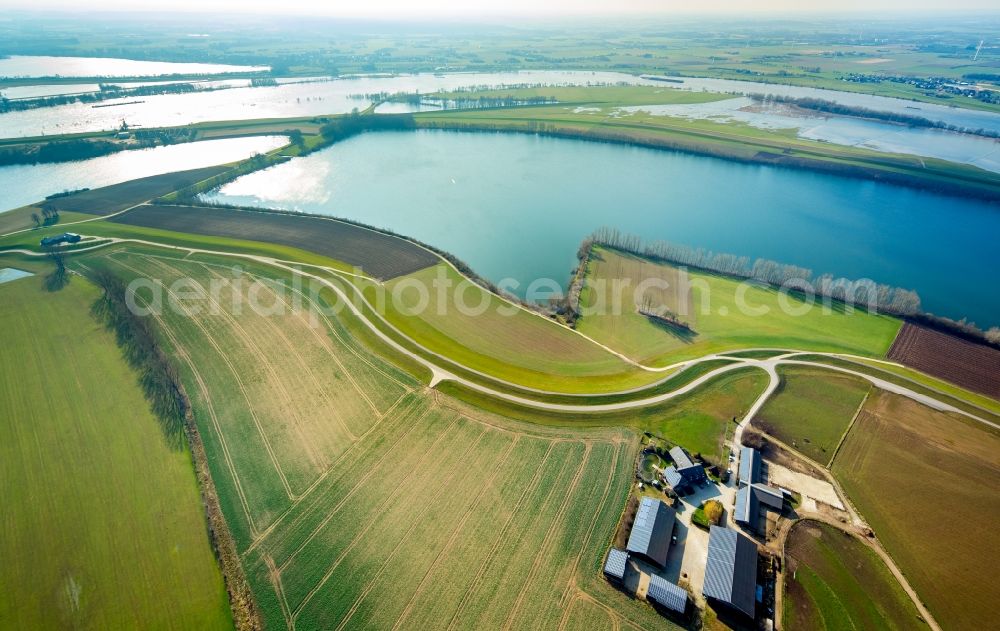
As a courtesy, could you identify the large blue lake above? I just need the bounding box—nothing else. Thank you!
[203,130,1000,327]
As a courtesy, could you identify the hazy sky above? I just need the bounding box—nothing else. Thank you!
[4,0,996,17]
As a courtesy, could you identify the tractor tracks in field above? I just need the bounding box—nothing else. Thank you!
[290,412,477,621]
[333,429,518,631]
[501,442,593,631]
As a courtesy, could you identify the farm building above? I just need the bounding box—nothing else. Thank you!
[738,446,762,486]
[703,526,758,619]
[735,447,786,533]
[734,484,784,532]
[626,497,676,568]
[646,574,689,614]
[663,446,707,493]
[39,232,81,247]
[603,548,629,583]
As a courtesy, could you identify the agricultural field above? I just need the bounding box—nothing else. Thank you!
[78,246,682,631]
[0,264,231,629]
[42,166,232,215]
[577,247,901,365]
[793,354,1000,419]
[832,391,1000,631]
[0,205,92,235]
[783,521,923,631]
[753,365,871,465]
[112,204,440,280]
[887,322,1000,399]
[374,262,655,392]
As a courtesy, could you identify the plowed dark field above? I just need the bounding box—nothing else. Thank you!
[887,323,1000,399]
[111,204,438,279]
[42,166,230,215]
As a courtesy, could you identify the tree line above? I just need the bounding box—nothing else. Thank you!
[88,269,187,446]
[751,93,1000,139]
[0,81,205,113]
[31,206,61,229]
[591,226,923,317]
[0,128,197,167]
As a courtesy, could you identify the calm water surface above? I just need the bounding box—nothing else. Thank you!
[618,98,1000,173]
[0,55,268,78]
[651,75,1000,131]
[203,130,1000,326]
[0,71,652,138]
[0,135,287,212]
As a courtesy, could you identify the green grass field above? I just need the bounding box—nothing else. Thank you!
[368,262,663,392]
[77,247,684,630]
[833,391,1000,631]
[793,355,1000,422]
[577,247,901,366]
[0,206,94,236]
[438,366,769,464]
[783,520,923,631]
[753,365,870,465]
[0,265,231,629]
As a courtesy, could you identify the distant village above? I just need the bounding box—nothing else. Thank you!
[842,72,1000,104]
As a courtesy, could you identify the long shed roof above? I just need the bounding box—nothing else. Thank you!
[703,526,757,619]
[626,497,676,567]
[735,483,785,528]
[738,447,762,486]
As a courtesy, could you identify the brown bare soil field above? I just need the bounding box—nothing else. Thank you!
[112,205,439,279]
[887,322,1000,399]
[833,390,1000,630]
[41,166,231,215]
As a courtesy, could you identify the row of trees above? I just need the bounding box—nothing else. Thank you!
[591,226,924,317]
[751,93,1000,139]
[0,81,203,113]
[0,127,198,168]
[89,270,187,445]
[30,206,60,229]
[318,110,416,142]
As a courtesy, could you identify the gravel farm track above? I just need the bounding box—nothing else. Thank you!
[4,192,999,631]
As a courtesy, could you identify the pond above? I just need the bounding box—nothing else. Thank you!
[202,129,1000,327]
[0,135,287,213]
[0,70,655,138]
[0,55,268,78]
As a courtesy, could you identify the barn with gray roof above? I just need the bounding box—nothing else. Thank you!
[738,446,762,486]
[663,446,707,492]
[735,447,785,532]
[703,526,758,619]
[603,547,629,582]
[647,574,689,614]
[626,497,676,568]
[735,483,785,532]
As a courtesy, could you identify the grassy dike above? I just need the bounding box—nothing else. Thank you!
[411,102,1000,201]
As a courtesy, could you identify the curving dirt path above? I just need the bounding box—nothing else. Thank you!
[12,237,994,432]
[776,516,942,631]
[34,236,975,631]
